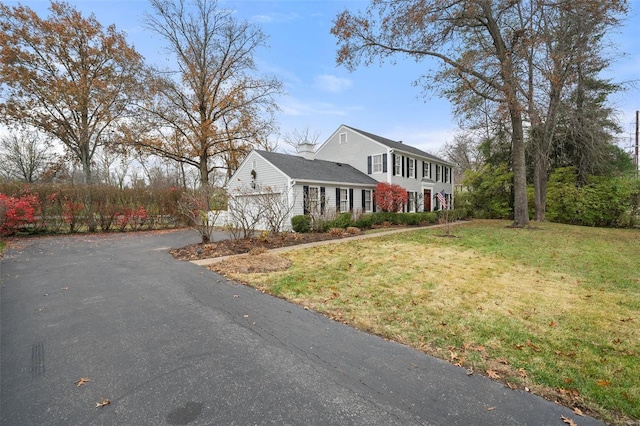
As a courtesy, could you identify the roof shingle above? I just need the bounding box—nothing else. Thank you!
[255,150,378,186]
[343,125,451,165]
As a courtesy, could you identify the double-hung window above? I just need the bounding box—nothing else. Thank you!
[394,155,402,176]
[308,187,319,214]
[372,154,383,173]
[340,188,349,212]
[423,162,430,178]
[363,189,372,212]
[408,192,416,212]
[408,158,415,179]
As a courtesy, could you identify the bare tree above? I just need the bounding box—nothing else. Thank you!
[133,0,283,185]
[254,184,296,235]
[226,185,265,240]
[178,185,226,243]
[282,126,322,154]
[440,133,483,184]
[0,130,54,182]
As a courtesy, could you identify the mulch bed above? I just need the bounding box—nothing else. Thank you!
[169,231,357,261]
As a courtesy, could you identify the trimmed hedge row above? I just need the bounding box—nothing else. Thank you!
[0,183,184,235]
[291,209,468,233]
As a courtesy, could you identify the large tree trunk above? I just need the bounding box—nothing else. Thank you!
[510,111,529,227]
[533,157,549,222]
[199,152,209,185]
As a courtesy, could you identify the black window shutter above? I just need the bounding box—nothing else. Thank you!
[382,153,387,173]
[367,156,372,174]
[336,188,341,211]
[372,190,377,212]
[349,188,354,211]
[303,185,309,215]
[401,156,405,177]
[320,187,326,214]
[361,189,366,210]
[406,157,410,178]
[429,163,433,179]
[414,160,418,179]
[391,154,396,175]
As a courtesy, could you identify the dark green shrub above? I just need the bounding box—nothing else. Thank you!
[354,215,373,229]
[291,214,311,233]
[418,212,438,224]
[370,212,399,225]
[326,212,354,229]
[546,167,640,227]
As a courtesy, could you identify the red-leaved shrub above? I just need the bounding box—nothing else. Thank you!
[374,182,408,212]
[0,193,39,235]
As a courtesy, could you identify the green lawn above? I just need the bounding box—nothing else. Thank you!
[228,220,640,424]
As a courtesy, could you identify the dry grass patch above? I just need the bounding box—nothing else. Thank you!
[221,221,639,424]
[208,252,292,275]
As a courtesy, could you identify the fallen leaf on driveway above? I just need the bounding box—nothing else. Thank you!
[96,398,110,408]
[573,407,585,416]
[561,415,577,426]
[74,377,91,387]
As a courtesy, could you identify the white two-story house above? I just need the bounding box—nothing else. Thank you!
[314,125,454,212]
[226,124,454,231]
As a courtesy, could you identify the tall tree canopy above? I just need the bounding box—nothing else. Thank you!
[135,0,283,185]
[332,0,627,226]
[0,2,145,184]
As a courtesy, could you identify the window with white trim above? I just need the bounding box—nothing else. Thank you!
[364,189,372,212]
[394,155,402,175]
[340,188,349,212]
[408,158,415,178]
[308,187,320,214]
[372,154,383,173]
[339,132,347,144]
[408,192,416,212]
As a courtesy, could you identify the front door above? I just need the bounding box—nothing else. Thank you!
[423,189,431,212]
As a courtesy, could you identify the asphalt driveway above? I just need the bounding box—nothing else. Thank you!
[1,230,603,425]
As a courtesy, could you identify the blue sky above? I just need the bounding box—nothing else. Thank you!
[6,0,640,157]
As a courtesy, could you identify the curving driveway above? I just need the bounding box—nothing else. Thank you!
[1,230,602,425]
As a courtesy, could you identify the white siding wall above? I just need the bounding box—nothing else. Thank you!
[227,151,288,194]
[314,127,387,179]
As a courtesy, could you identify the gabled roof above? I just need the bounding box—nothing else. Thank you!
[343,125,452,165]
[255,150,378,186]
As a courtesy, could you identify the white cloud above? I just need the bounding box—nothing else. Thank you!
[280,99,350,117]
[250,12,301,24]
[313,74,353,94]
